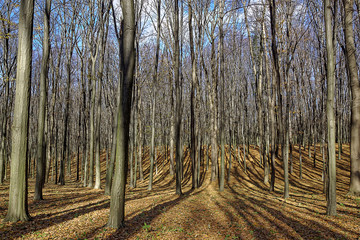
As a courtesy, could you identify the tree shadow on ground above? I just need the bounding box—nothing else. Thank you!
[102,188,201,239]
[224,184,354,239]
[0,199,110,239]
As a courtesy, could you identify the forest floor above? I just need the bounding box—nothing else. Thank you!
[0,144,360,239]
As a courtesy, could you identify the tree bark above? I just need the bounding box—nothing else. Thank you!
[148,91,156,190]
[105,50,121,194]
[148,0,161,191]
[261,18,269,185]
[219,0,225,192]
[343,0,360,196]
[94,4,110,190]
[189,0,198,189]
[107,0,135,228]
[137,88,144,181]
[174,0,182,196]
[3,0,34,222]
[325,0,337,215]
[34,0,51,200]
[269,0,286,197]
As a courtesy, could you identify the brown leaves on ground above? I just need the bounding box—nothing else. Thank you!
[0,144,359,239]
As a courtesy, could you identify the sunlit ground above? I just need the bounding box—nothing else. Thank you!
[0,144,359,239]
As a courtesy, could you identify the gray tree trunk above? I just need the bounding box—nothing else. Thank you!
[325,0,337,215]
[105,64,121,194]
[261,19,270,185]
[148,92,156,190]
[88,56,97,188]
[148,0,161,190]
[94,6,110,190]
[107,0,135,228]
[189,0,198,189]
[219,0,225,192]
[59,23,75,185]
[133,86,138,188]
[3,0,34,222]
[343,0,360,196]
[34,0,51,200]
[174,0,182,196]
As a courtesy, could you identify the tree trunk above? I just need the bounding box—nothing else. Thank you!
[174,0,182,196]
[324,0,337,215]
[77,109,81,182]
[148,0,161,190]
[105,69,121,194]
[299,143,302,179]
[219,0,225,192]
[107,0,135,228]
[34,0,51,200]
[343,0,360,196]
[169,76,175,176]
[94,76,102,189]
[3,0,34,222]
[269,0,284,195]
[59,40,74,186]
[133,86,138,188]
[81,57,88,188]
[129,140,134,188]
[94,7,109,189]
[189,0,198,189]
[88,56,97,188]
[148,91,156,190]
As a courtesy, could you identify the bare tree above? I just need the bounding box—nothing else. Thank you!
[324,0,337,216]
[3,0,34,222]
[107,0,136,228]
[219,0,225,192]
[174,0,182,196]
[343,0,360,196]
[34,0,52,200]
[148,0,161,191]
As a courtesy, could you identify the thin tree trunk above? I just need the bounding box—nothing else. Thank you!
[189,0,198,189]
[105,76,121,194]
[88,56,96,188]
[34,0,51,200]
[148,0,161,190]
[59,43,74,186]
[133,85,138,188]
[105,2,122,195]
[94,6,110,189]
[94,77,102,189]
[174,0,182,196]
[138,93,144,181]
[107,0,135,228]
[219,0,225,192]
[299,143,302,179]
[269,0,283,194]
[325,0,337,215]
[169,77,175,176]
[263,16,270,185]
[148,91,156,190]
